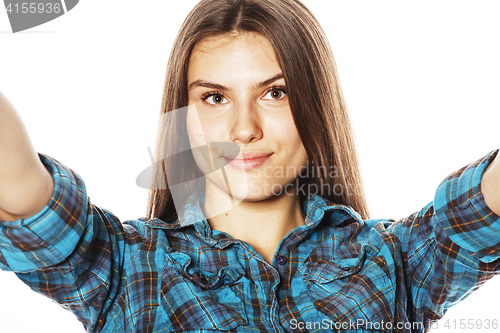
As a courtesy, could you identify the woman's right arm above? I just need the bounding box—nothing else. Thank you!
[0,90,54,221]
[0,91,148,332]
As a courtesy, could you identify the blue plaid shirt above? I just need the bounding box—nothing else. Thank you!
[1,150,499,333]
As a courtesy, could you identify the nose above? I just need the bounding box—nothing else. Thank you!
[229,101,263,144]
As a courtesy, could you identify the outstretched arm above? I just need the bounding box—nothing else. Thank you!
[0,101,149,330]
[0,90,54,221]
[384,149,500,330]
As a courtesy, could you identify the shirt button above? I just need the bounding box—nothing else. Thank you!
[276,255,287,265]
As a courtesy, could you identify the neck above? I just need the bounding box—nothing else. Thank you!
[204,183,306,264]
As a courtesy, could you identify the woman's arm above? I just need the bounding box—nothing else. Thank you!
[0,150,148,332]
[0,90,54,221]
[385,149,500,329]
[482,154,500,215]
[0,90,148,331]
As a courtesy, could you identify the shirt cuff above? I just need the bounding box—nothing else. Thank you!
[434,149,500,263]
[0,153,89,272]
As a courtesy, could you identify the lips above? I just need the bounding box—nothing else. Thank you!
[223,152,273,170]
[224,151,272,160]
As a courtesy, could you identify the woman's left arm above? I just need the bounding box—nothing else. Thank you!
[383,148,500,330]
[482,153,500,215]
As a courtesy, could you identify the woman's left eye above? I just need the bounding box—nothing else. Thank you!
[262,88,287,100]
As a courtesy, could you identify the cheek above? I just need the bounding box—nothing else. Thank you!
[282,117,308,167]
[186,107,216,176]
[278,115,305,150]
[186,105,206,148]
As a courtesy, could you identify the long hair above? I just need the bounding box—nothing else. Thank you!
[146,0,370,222]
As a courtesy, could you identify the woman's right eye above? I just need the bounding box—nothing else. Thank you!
[202,93,227,105]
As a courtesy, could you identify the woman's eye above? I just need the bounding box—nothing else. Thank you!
[263,88,287,100]
[203,93,227,105]
[201,88,286,105]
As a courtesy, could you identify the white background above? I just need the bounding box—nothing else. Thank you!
[1,1,499,332]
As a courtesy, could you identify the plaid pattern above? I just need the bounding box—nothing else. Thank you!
[1,150,499,333]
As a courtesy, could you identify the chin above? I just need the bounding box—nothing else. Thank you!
[235,192,276,202]
[207,174,298,203]
[231,184,295,202]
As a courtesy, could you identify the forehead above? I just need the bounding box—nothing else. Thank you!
[187,32,280,77]
[193,31,270,53]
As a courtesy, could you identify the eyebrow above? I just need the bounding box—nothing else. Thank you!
[187,73,284,92]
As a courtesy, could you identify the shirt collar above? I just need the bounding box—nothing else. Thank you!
[145,194,363,247]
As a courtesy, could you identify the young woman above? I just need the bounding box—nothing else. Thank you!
[1,0,499,332]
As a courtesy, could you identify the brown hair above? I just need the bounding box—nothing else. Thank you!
[146,0,370,222]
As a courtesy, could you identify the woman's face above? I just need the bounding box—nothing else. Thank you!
[186,32,308,201]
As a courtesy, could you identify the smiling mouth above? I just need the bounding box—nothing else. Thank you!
[223,153,273,170]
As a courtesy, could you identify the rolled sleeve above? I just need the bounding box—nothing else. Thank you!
[434,149,500,263]
[0,153,90,272]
